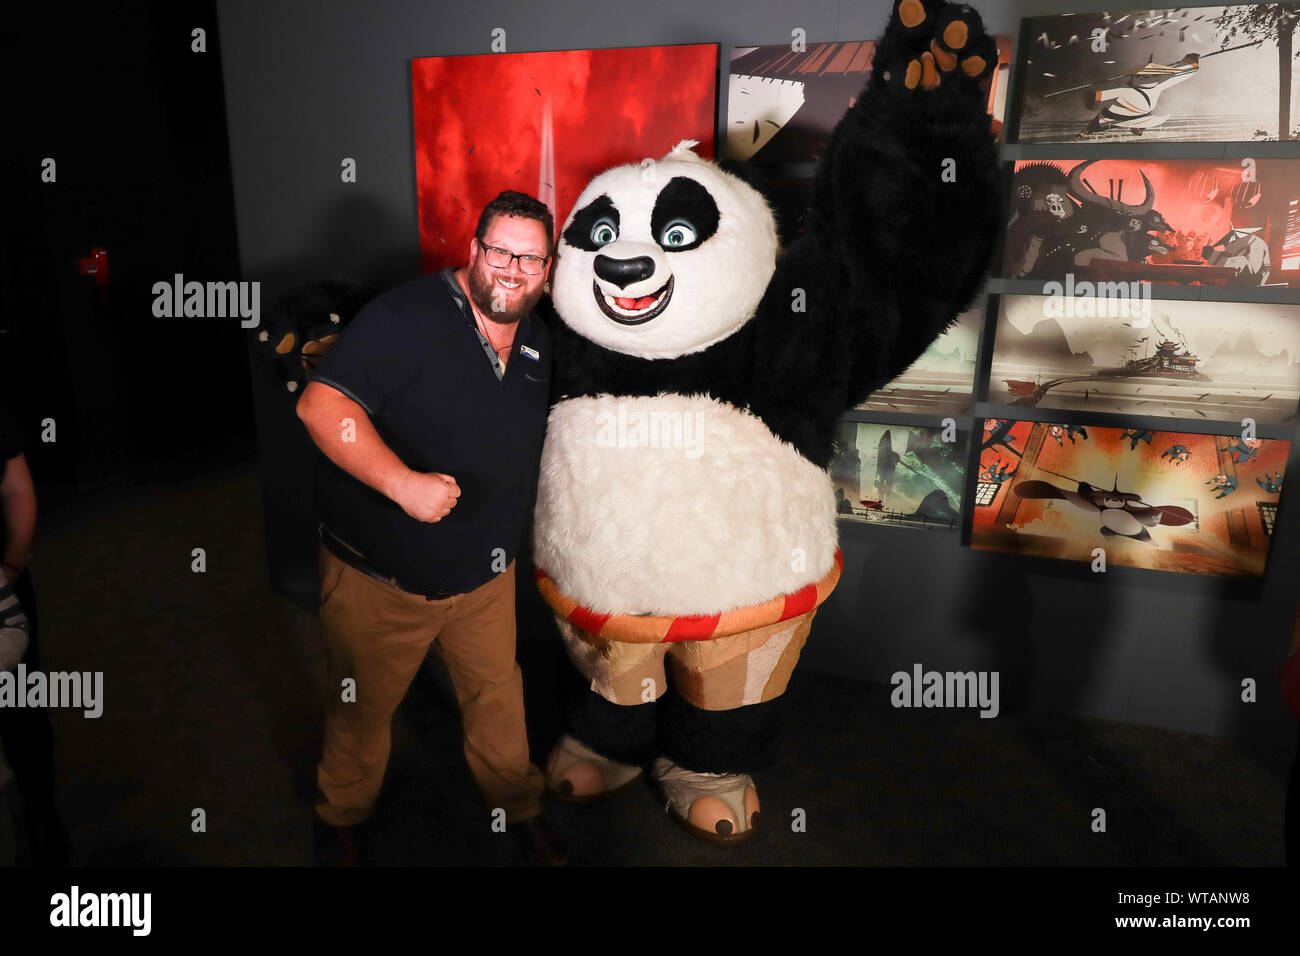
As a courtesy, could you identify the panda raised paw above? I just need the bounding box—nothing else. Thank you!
[882,0,996,93]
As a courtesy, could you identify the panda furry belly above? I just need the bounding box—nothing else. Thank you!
[533,393,838,617]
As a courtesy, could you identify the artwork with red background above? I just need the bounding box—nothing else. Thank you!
[1002,157,1300,286]
[972,418,1288,577]
[412,44,718,275]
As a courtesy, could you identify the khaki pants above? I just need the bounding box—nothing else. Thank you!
[314,547,543,827]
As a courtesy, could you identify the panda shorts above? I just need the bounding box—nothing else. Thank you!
[555,609,819,710]
[537,549,842,709]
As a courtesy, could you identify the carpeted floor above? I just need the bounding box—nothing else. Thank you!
[13,459,1292,865]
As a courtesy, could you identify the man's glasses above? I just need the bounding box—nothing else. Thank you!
[480,243,549,276]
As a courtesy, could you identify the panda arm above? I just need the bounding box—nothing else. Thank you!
[750,20,1002,411]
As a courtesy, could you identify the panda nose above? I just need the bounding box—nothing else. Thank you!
[594,254,655,289]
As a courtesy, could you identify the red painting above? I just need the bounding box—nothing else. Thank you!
[1002,157,1300,286]
[412,44,718,274]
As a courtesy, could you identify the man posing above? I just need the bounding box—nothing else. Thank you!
[297,191,563,865]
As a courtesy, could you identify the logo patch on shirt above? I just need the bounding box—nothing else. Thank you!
[520,345,540,361]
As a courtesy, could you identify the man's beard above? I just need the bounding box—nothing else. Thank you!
[467,268,543,325]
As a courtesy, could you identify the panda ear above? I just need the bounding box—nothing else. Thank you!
[663,139,702,161]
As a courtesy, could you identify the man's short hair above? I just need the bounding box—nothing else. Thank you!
[475,191,555,257]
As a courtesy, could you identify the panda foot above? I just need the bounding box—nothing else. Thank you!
[653,758,761,845]
[544,734,643,806]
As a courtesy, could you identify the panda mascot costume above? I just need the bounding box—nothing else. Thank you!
[533,0,1002,843]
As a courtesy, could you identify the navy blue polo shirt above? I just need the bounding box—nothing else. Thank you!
[311,270,552,595]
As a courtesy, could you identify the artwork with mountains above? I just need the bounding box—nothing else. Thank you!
[830,421,968,530]
[988,295,1300,425]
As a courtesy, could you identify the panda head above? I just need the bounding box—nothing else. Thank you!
[552,141,778,360]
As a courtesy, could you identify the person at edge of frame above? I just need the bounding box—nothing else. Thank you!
[0,399,70,866]
[296,190,567,866]
[1283,600,1300,865]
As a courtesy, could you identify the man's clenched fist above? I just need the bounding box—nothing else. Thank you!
[392,470,461,522]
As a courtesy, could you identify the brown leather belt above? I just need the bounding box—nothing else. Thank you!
[319,525,454,601]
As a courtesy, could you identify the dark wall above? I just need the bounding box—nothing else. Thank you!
[215,0,1300,747]
[2,1,250,502]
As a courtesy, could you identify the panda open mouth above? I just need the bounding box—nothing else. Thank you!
[593,276,674,326]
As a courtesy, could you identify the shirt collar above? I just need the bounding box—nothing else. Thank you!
[439,267,472,323]
[440,266,533,336]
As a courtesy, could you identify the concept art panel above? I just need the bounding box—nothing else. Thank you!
[1002,157,1300,286]
[989,294,1300,424]
[830,421,968,529]
[971,418,1288,576]
[1013,5,1300,143]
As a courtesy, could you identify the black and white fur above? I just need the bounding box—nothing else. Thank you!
[535,5,1003,620]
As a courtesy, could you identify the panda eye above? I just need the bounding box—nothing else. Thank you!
[590,218,618,245]
[659,220,697,248]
